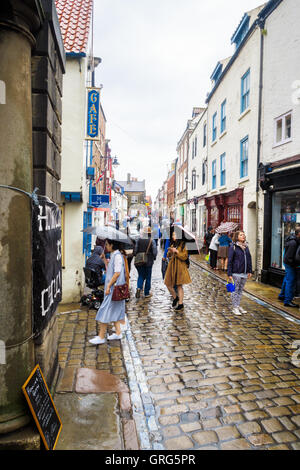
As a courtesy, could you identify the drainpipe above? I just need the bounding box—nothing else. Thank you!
[255,19,265,280]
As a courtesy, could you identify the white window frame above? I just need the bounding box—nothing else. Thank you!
[274,111,292,147]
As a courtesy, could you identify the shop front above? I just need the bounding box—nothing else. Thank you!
[261,164,300,288]
[205,188,244,230]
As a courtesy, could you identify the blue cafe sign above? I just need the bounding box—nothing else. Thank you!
[86,88,100,140]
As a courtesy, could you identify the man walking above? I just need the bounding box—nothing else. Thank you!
[279,228,300,308]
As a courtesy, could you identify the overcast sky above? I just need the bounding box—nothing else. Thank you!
[93,0,264,200]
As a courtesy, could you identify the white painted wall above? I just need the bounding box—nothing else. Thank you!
[61,57,90,303]
[257,0,300,272]
[206,26,261,261]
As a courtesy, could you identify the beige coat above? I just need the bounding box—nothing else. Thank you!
[164,244,191,287]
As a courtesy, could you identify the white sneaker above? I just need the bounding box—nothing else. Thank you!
[107,333,122,341]
[239,307,247,314]
[89,336,106,345]
[232,308,242,316]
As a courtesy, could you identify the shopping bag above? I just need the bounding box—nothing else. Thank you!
[205,254,210,262]
[226,280,235,293]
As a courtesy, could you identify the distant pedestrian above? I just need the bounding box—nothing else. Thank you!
[227,231,252,316]
[204,226,214,254]
[89,239,127,344]
[134,226,157,298]
[278,228,300,307]
[164,228,191,311]
[217,232,232,271]
[209,232,220,270]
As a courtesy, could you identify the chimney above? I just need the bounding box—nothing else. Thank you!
[127,173,131,183]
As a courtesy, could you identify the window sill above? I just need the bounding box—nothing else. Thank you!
[238,108,251,121]
[211,140,217,147]
[239,176,250,184]
[210,189,218,194]
[219,130,227,140]
[272,139,292,149]
[219,185,227,191]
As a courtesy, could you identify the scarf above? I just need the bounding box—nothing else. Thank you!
[236,241,247,251]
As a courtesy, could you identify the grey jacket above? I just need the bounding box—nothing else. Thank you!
[134,237,157,267]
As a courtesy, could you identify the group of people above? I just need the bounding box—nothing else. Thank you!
[87,222,300,346]
[88,224,192,345]
[205,226,232,272]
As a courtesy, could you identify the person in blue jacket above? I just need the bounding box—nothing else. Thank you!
[227,231,252,316]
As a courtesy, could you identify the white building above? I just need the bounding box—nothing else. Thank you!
[257,0,300,287]
[204,3,267,269]
[56,0,95,302]
[175,108,203,225]
[186,108,208,244]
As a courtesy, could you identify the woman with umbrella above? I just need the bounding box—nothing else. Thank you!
[86,227,132,344]
[164,226,191,311]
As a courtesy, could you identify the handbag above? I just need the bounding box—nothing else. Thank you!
[112,283,130,301]
[134,238,152,267]
[161,258,169,279]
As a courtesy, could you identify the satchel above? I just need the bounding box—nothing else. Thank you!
[112,283,130,301]
[134,238,152,267]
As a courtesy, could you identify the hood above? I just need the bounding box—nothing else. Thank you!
[93,246,103,255]
[285,234,297,243]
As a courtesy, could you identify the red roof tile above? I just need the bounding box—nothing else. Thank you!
[55,0,93,54]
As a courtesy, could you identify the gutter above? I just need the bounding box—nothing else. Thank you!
[255,18,265,281]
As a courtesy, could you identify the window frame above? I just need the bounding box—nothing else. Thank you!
[221,100,226,133]
[212,159,217,189]
[220,153,226,186]
[191,169,197,191]
[240,136,249,179]
[203,123,207,147]
[274,111,292,147]
[202,161,206,186]
[212,112,217,142]
[241,69,250,113]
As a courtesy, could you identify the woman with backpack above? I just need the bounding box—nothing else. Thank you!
[227,231,252,316]
[164,227,191,311]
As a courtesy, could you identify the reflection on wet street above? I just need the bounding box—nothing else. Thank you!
[125,251,300,450]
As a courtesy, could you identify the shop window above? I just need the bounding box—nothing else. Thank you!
[240,136,248,178]
[227,206,241,226]
[274,112,292,146]
[191,209,197,233]
[271,189,300,269]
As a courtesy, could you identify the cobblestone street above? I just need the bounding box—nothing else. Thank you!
[56,249,300,450]
[124,250,300,450]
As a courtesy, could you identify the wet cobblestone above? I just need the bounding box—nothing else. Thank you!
[124,251,300,450]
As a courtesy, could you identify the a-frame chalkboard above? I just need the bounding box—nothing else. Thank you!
[22,365,62,450]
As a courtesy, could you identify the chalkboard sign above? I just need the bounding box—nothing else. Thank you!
[22,365,62,450]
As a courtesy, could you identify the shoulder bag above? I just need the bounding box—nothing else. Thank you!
[134,238,152,267]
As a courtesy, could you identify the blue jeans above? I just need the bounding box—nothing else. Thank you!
[137,265,153,295]
[280,265,296,303]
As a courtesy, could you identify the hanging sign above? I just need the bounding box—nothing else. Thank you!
[86,87,100,141]
[32,196,62,334]
[22,365,62,450]
[91,194,110,208]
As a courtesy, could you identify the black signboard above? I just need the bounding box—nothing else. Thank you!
[32,196,62,334]
[22,365,62,450]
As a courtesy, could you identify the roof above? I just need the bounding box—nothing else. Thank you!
[116,180,145,193]
[55,0,93,54]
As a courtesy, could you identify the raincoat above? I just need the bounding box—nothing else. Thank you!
[164,243,191,287]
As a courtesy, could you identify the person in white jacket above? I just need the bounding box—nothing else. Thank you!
[209,233,220,270]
